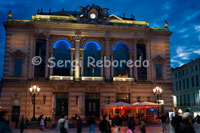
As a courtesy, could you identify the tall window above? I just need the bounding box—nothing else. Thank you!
[180,95,182,106]
[136,44,147,80]
[14,59,23,77]
[192,77,194,87]
[183,79,186,89]
[53,40,71,76]
[34,39,46,77]
[83,41,101,76]
[184,95,186,105]
[113,42,129,77]
[186,78,189,88]
[187,94,190,105]
[179,81,181,90]
[176,82,178,91]
[196,75,199,86]
[193,93,196,105]
[177,96,179,106]
[156,64,162,80]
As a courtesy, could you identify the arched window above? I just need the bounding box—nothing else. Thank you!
[83,41,101,76]
[53,40,71,76]
[113,42,129,77]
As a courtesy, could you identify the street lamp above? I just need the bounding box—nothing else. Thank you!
[153,86,163,104]
[29,85,40,121]
[153,86,163,118]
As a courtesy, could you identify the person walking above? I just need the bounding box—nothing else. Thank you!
[40,115,45,131]
[19,115,25,133]
[89,115,96,133]
[77,115,82,133]
[171,112,182,133]
[139,121,146,133]
[113,113,122,133]
[99,114,111,133]
[160,114,167,132]
[127,113,135,133]
[0,111,12,133]
[57,114,68,133]
[179,112,195,133]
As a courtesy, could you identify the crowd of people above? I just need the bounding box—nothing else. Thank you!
[0,110,198,133]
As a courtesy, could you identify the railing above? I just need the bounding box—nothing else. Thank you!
[49,76,73,81]
[113,77,134,82]
[81,77,104,81]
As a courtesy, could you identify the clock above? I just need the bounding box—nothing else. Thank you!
[90,13,96,19]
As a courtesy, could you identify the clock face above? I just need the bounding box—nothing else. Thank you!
[90,13,96,19]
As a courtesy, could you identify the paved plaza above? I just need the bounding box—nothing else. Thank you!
[12,121,200,133]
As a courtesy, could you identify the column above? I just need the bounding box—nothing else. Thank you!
[104,38,111,80]
[70,49,74,76]
[74,37,81,81]
[129,51,133,77]
[101,56,103,77]
[146,40,151,81]
[50,53,53,75]
[45,37,50,78]
[100,50,104,77]
[133,40,137,80]
[81,50,84,76]
[29,34,35,79]
[111,53,114,78]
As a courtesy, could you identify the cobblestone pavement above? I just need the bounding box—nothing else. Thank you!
[12,122,200,133]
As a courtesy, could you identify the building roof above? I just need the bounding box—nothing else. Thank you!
[172,57,200,71]
[5,4,169,31]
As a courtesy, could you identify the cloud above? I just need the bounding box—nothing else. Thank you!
[194,25,200,32]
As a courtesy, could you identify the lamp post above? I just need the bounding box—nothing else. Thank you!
[29,85,40,121]
[153,86,163,104]
[153,86,163,118]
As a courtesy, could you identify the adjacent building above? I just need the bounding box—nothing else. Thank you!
[0,4,173,120]
[172,58,200,116]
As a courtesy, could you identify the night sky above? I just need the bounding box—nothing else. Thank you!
[0,0,200,79]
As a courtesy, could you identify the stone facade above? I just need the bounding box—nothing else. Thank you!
[0,5,173,120]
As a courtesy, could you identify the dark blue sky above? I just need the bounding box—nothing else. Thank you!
[0,0,200,78]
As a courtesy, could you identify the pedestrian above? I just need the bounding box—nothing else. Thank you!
[99,114,111,133]
[171,112,182,133]
[89,115,96,133]
[64,115,69,133]
[40,115,45,131]
[57,114,68,133]
[160,114,167,132]
[179,112,195,133]
[19,115,25,133]
[127,113,135,133]
[0,111,12,133]
[113,113,122,133]
[38,114,43,127]
[139,121,146,133]
[77,115,82,133]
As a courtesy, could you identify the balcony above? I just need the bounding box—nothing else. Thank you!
[81,77,104,81]
[113,77,134,82]
[49,76,73,81]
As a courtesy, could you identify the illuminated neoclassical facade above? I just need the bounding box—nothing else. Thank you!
[0,4,173,120]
